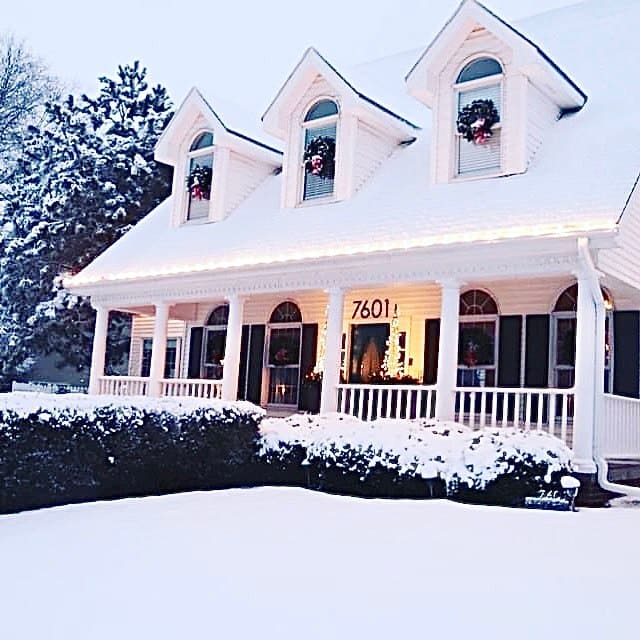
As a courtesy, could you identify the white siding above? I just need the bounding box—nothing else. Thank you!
[224,151,274,217]
[598,183,640,288]
[128,315,187,377]
[353,121,397,193]
[526,83,559,167]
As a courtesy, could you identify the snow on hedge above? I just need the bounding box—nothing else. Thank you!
[259,413,573,489]
[0,392,265,423]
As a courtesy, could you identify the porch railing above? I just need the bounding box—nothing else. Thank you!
[337,384,437,421]
[337,383,574,445]
[597,393,640,458]
[160,378,223,399]
[98,375,149,396]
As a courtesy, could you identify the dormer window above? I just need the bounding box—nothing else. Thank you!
[301,99,338,201]
[186,131,214,220]
[455,57,503,177]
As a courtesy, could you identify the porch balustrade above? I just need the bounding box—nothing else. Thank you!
[598,394,640,458]
[161,378,223,399]
[98,375,149,396]
[96,376,222,400]
[337,383,575,447]
[337,384,437,421]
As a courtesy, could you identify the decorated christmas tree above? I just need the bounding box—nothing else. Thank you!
[382,305,404,379]
[312,306,328,376]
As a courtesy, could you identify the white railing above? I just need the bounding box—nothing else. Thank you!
[161,378,223,399]
[98,375,149,396]
[597,393,640,458]
[455,386,574,445]
[337,384,437,421]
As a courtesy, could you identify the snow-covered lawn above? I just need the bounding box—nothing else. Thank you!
[0,488,638,639]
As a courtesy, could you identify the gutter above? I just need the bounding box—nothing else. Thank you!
[596,457,640,498]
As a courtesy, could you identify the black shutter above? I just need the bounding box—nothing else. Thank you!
[246,324,265,405]
[187,327,203,379]
[423,319,440,385]
[298,323,319,411]
[524,315,550,388]
[613,311,640,398]
[498,316,522,387]
[237,325,250,400]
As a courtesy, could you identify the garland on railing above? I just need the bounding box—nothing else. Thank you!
[456,98,500,145]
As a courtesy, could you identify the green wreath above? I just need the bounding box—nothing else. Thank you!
[303,136,336,180]
[456,99,500,145]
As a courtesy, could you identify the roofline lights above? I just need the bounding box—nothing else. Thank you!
[64,219,616,288]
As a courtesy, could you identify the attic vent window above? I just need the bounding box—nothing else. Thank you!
[302,99,338,201]
[455,58,503,177]
[186,131,214,221]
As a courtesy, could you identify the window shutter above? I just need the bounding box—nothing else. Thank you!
[246,324,266,404]
[303,123,336,200]
[524,315,550,387]
[423,319,440,385]
[187,328,204,379]
[498,316,522,387]
[237,325,250,400]
[613,311,640,398]
[298,323,319,411]
[457,84,501,176]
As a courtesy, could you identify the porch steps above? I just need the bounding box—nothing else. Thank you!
[606,459,640,486]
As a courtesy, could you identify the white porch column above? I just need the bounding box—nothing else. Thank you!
[572,276,598,473]
[221,294,245,401]
[320,288,345,414]
[88,304,110,395]
[435,281,460,422]
[148,302,170,397]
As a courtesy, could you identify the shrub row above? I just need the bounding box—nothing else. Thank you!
[0,398,262,514]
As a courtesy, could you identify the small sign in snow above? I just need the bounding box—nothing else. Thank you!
[525,481,579,512]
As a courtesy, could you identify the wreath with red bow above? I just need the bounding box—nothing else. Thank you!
[186,165,212,200]
[303,136,336,180]
[456,99,500,145]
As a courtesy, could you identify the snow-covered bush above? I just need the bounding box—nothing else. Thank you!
[259,414,574,505]
[0,393,264,514]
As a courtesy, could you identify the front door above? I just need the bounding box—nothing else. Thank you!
[266,324,302,406]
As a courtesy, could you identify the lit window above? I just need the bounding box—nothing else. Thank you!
[186,132,214,221]
[302,100,338,201]
[455,57,502,176]
[458,290,499,387]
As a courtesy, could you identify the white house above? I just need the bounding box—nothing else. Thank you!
[65,0,640,487]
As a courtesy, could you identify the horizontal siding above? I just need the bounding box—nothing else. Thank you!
[526,82,558,167]
[128,316,187,377]
[599,184,640,289]
[353,121,397,193]
[224,151,273,217]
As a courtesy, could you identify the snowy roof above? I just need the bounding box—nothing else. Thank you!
[70,0,640,289]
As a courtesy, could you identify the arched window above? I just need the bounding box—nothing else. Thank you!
[455,56,503,177]
[458,289,499,387]
[267,301,303,406]
[551,285,614,390]
[206,304,229,326]
[186,131,214,221]
[202,303,228,380]
[302,99,338,201]
[269,301,303,323]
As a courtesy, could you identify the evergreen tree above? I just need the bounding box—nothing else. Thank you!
[0,62,173,381]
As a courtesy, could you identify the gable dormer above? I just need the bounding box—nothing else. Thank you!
[406,0,586,184]
[155,88,282,227]
[262,48,418,208]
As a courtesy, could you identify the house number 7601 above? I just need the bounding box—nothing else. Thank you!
[352,299,390,320]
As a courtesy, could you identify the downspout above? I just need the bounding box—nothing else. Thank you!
[577,238,640,497]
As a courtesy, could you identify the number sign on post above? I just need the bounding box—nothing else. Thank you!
[352,299,391,320]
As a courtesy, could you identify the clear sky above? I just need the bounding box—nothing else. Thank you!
[3,0,579,115]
